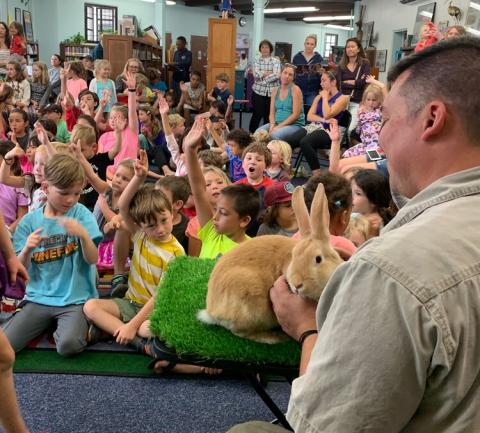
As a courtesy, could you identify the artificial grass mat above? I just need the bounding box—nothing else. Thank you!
[149,256,301,366]
[14,350,155,377]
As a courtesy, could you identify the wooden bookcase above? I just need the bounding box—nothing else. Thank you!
[102,35,163,79]
[60,43,96,62]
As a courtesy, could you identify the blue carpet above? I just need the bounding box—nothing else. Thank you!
[14,373,291,433]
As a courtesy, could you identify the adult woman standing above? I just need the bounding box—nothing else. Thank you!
[115,58,144,94]
[0,23,11,79]
[48,53,63,98]
[292,34,323,107]
[256,64,305,142]
[290,71,349,177]
[336,37,370,133]
[248,39,281,133]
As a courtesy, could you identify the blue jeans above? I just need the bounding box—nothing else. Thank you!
[257,123,304,143]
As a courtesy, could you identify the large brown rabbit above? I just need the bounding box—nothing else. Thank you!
[197,184,343,344]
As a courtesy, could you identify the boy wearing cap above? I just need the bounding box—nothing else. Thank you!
[257,181,298,237]
[42,104,70,143]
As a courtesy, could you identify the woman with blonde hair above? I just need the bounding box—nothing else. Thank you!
[115,57,144,94]
[292,34,323,107]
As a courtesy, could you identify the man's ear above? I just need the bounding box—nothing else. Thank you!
[421,101,447,143]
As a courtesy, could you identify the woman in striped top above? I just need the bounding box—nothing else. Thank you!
[248,39,281,133]
[0,22,11,79]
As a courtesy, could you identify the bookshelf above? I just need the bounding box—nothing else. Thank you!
[102,35,162,79]
[59,43,96,62]
[26,42,39,65]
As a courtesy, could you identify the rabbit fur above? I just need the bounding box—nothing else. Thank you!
[197,183,343,344]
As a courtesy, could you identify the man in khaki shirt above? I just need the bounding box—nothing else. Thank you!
[229,37,480,433]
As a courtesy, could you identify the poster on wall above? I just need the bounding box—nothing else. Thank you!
[412,2,436,45]
[15,8,22,23]
[23,10,34,42]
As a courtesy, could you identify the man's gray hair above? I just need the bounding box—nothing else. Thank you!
[387,36,480,145]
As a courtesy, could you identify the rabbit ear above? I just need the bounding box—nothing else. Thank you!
[292,186,311,237]
[310,183,331,242]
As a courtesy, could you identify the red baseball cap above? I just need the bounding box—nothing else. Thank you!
[264,181,295,207]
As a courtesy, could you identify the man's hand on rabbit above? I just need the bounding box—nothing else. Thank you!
[270,275,318,342]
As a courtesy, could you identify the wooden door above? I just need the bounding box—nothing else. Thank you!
[207,18,237,94]
[191,35,208,85]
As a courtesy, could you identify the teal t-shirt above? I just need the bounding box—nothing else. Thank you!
[55,120,71,143]
[198,219,248,259]
[13,203,103,306]
[274,84,305,127]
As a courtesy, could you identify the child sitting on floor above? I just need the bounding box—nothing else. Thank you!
[154,175,191,252]
[184,117,260,259]
[83,150,185,349]
[257,181,298,237]
[266,139,292,181]
[4,153,102,356]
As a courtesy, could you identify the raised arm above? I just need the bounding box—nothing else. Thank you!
[123,72,138,135]
[70,140,109,195]
[184,117,213,228]
[365,75,388,100]
[0,144,26,188]
[118,150,149,234]
[327,120,341,174]
[108,116,125,160]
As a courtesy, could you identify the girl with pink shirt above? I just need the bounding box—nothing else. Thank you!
[65,61,88,104]
[98,72,138,178]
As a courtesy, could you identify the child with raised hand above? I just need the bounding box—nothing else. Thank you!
[71,119,123,211]
[266,139,292,181]
[185,166,230,256]
[184,117,260,258]
[0,127,52,212]
[3,153,102,356]
[0,140,28,234]
[89,59,117,113]
[138,103,174,176]
[83,150,185,348]
[5,61,30,110]
[158,95,190,176]
[97,71,138,178]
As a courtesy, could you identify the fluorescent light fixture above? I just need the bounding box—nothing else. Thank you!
[325,24,354,31]
[166,0,176,4]
[466,26,480,36]
[304,15,354,22]
[265,7,318,14]
[469,1,480,11]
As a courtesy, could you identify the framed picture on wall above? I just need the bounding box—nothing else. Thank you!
[375,49,387,72]
[412,2,436,45]
[22,10,34,43]
[15,8,22,23]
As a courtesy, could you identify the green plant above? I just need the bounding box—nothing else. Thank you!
[62,32,86,45]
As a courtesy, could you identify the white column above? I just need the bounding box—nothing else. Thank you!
[154,0,167,63]
[252,0,265,58]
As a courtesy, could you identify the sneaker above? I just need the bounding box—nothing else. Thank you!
[110,274,129,298]
[87,323,111,345]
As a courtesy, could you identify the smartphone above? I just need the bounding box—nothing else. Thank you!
[366,149,382,161]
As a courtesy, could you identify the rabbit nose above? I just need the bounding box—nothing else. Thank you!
[295,283,303,291]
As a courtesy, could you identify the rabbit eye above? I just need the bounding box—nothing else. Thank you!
[315,256,322,264]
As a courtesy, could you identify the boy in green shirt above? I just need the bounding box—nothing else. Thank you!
[41,104,70,143]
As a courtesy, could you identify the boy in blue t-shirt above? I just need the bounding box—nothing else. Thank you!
[4,153,102,356]
[207,72,232,105]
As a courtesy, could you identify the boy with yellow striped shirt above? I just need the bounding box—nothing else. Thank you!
[83,150,184,348]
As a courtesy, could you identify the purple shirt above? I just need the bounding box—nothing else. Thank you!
[0,184,29,225]
[225,144,246,182]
